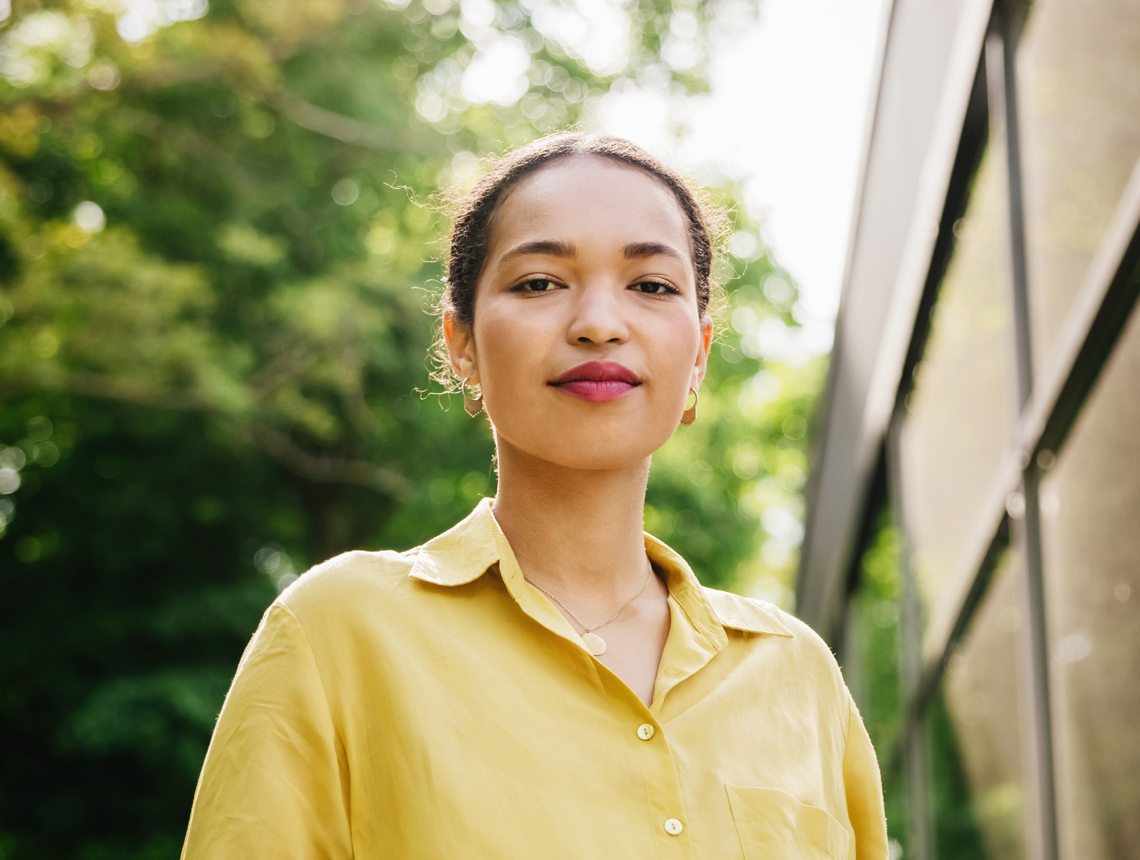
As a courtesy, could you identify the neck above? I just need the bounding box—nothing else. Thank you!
[491,441,652,606]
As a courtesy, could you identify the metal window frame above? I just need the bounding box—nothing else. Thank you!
[798,0,998,645]
[814,0,1140,857]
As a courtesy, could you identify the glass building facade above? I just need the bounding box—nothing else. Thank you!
[796,2,1140,859]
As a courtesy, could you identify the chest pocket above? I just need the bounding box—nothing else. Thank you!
[726,785,852,860]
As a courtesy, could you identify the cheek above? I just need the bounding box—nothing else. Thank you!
[653,315,703,378]
[470,305,541,392]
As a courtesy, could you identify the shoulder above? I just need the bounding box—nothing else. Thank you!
[701,585,846,684]
[276,547,419,620]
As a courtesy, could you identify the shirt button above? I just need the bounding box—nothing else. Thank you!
[664,818,684,835]
[637,723,655,741]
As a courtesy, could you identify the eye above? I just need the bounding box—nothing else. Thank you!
[512,278,562,293]
[630,280,678,296]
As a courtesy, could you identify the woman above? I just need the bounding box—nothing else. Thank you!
[181,133,888,859]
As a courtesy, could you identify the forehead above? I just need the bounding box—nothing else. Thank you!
[487,156,692,259]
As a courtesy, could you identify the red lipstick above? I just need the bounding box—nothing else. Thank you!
[550,361,642,402]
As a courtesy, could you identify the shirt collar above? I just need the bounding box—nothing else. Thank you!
[407,497,501,588]
[408,498,793,640]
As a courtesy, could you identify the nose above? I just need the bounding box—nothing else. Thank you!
[566,283,629,345]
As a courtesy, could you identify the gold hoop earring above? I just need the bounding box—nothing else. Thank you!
[681,387,699,427]
[461,377,483,417]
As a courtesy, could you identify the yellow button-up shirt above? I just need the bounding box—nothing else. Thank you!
[182,499,887,859]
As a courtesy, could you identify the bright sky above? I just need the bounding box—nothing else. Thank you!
[1,0,883,328]
[598,0,887,327]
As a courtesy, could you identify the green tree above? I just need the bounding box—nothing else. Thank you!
[0,0,823,855]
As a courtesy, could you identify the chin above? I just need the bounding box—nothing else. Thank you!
[553,449,655,471]
[500,424,673,473]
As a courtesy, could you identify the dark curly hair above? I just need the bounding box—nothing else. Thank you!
[434,132,728,387]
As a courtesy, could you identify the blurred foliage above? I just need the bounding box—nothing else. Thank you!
[847,512,903,758]
[927,688,991,860]
[845,511,908,854]
[646,258,824,604]
[844,513,1012,860]
[0,0,824,855]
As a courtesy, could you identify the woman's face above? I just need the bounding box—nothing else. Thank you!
[446,156,711,472]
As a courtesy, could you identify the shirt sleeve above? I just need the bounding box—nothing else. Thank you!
[181,601,352,860]
[843,691,889,860]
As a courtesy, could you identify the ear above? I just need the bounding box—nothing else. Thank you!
[690,317,713,390]
[443,311,480,386]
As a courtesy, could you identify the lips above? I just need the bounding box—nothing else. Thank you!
[550,361,642,403]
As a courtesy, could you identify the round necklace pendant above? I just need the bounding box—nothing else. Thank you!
[581,632,607,656]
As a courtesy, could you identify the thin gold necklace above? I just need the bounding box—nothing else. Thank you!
[524,564,655,657]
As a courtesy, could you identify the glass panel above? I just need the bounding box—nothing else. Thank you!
[845,513,904,756]
[927,553,1031,860]
[900,139,1017,616]
[1040,304,1140,860]
[844,514,909,857]
[1017,0,1140,373]
[883,765,911,860]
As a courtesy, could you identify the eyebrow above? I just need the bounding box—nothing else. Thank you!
[622,241,685,261]
[500,240,685,261]
[502,240,577,260]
